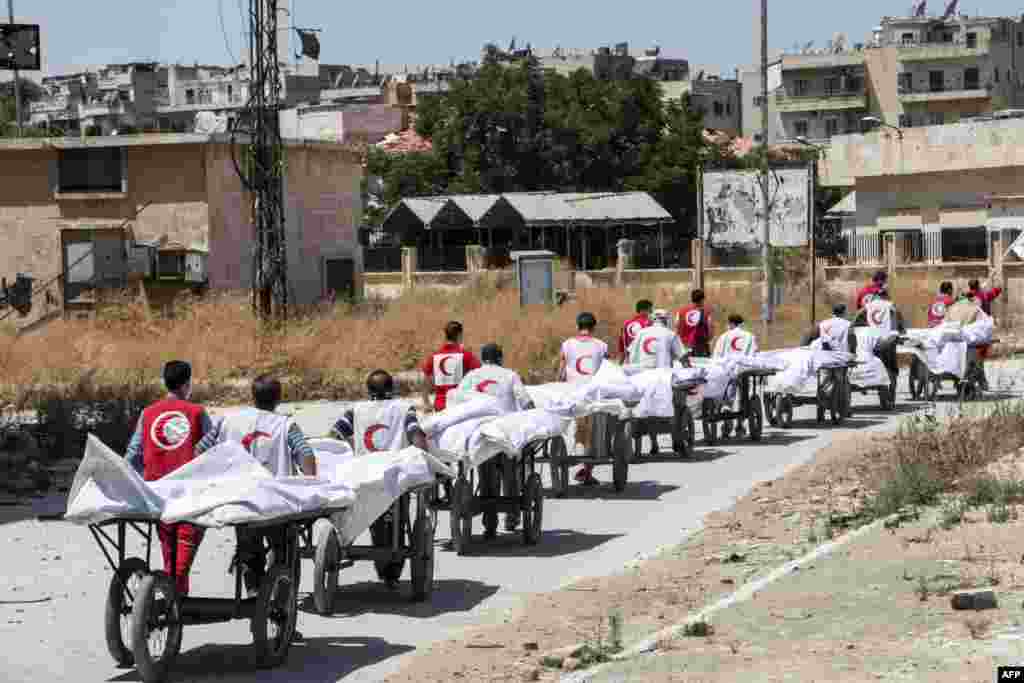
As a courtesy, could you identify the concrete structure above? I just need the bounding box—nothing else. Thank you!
[0,133,363,328]
[774,13,1024,143]
[740,58,782,143]
[685,75,743,135]
[279,101,402,144]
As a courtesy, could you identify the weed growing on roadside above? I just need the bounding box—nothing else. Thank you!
[915,575,930,602]
[683,620,714,637]
[940,497,968,530]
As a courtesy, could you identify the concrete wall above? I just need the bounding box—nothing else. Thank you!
[204,141,364,305]
[820,118,1024,187]
[0,143,210,327]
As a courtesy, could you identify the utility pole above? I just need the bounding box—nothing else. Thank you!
[759,0,771,332]
[231,0,288,321]
[7,0,21,137]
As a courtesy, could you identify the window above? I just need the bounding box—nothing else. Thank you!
[185,89,195,104]
[966,32,978,48]
[901,32,915,45]
[794,79,808,96]
[898,72,913,93]
[942,228,987,261]
[713,101,724,116]
[825,118,839,138]
[995,68,1000,83]
[929,70,944,92]
[964,67,980,89]
[118,90,130,102]
[1019,31,1023,47]
[930,112,945,126]
[725,101,732,115]
[227,84,233,101]
[825,77,840,96]
[898,114,912,128]
[57,148,125,194]
[794,120,809,137]
[847,76,863,93]
[753,95,765,106]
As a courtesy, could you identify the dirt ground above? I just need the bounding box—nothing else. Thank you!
[382,431,919,683]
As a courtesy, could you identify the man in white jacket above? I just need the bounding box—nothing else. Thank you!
[712,315,758,438]
[626,309,688,371]
[450,343,534,414]
[196,375,316,615]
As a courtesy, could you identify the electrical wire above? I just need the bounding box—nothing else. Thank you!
[218,0,237,65]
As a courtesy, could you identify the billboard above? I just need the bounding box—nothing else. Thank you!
[702,167,810,247]
[0,24,40,71]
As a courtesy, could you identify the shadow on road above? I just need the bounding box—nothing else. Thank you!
[546,480,679,501]
[0,493,67,527]
[109,636,414,683]
[443,528,622,558]
[301,578,500,619]
[697,433,817,448]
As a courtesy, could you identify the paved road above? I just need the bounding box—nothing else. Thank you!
[3,366,1022,683]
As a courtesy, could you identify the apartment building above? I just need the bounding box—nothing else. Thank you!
[775,13,1024,143]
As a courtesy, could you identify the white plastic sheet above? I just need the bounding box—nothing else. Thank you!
[472,410,571,468]
[313,447,454,545]
[419,395,503,437]
[849,328,890,389]
[898,316,992,379]
[762,348,853,396]
[65,435,356,528]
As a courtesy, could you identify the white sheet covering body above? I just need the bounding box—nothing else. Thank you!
[761,349,853,396]
[65,435,356,527]
[898,315,993,379]
[312,446,454,545]
[849,328,891,388]
[693,354,786,401]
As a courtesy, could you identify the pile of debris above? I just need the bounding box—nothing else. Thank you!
[375,129,433,154]
[0,428,79,503]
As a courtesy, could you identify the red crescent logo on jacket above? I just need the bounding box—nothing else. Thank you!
[575,356,594,376]
[363,424,388,452]
[438,356,455,376]
[149,411,192,451]
[642,337,658,355]
[730,336,744,352]
[476,379,498,394]
[685,309,702,327]
[626,321,642,339]
[241,431,272,453]
[930,302,946,317]
[870,309,885,325]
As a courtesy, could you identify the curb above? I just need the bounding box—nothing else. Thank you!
[560,513,897,683]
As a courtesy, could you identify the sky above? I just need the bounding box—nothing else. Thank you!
[6,0,1024,81]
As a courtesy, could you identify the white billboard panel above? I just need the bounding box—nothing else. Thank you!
[702,168,810,247]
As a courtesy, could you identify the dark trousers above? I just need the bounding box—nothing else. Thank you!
[235,526,288,593]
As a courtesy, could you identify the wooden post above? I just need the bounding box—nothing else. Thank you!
[694,238,705,290]
[401,246,417,291]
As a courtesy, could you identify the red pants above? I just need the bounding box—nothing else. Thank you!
[158,523,204,596]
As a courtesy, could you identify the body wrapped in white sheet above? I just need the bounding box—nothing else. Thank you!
[849,327,891,388]
[761,348,853,396]
[695,354,787,401]
[899,315,993,379]
[66,435,356,527]
[311,446,454,545]
[419,395,503,437]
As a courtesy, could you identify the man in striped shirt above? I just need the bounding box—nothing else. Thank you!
[328,369,428,452]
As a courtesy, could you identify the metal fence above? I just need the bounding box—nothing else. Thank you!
[363,247,403,272]
[417,246,468,272]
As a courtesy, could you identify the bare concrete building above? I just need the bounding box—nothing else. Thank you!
[775,13,1024,143]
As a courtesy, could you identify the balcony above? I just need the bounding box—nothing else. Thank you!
[775,91,868,113]
[79,101,126,118]
[97,75,133,90]
[898,85,991,103]
[30,98,72,113]
[897,39,991,62]
[782,51,865,71]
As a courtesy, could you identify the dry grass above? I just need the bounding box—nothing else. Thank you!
[0,282,838,405]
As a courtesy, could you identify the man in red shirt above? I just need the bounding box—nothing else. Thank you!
[618,299,653,360]
[855,271,888,311]
[124,360,213,596]
[675,289,713,357]
[421,321,481,411]
[927,281,954,328]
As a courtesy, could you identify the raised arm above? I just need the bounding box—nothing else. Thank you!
[287,423,317,476]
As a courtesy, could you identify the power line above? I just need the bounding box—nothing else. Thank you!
[217,0,237,64]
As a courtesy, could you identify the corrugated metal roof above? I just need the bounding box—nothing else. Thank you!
[500,193,580,224]
[399,197,449,225]
[826,191,856,215]
[562,192,673,223]
[447,194,500,222]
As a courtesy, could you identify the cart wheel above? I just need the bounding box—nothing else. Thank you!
[105,557,149,668]
[829,380,844,426]
[748,396,763,442]
[878,386,892,411]
[612,432,629,493]
[816,401,825,423]
[370,511,406,584]
[548,437,569,499]
[410,514,435,602]
[763,393,778,427]
[312,519,340,616]
[129,571,182,683]
[450,476,473,556]
[702,399,718,446]
[958,380,977,402]
[251,564,298,669]
[521,473,543,546]
[927,377,940,402]
[844,382,854,418]
[777,395,794,428]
